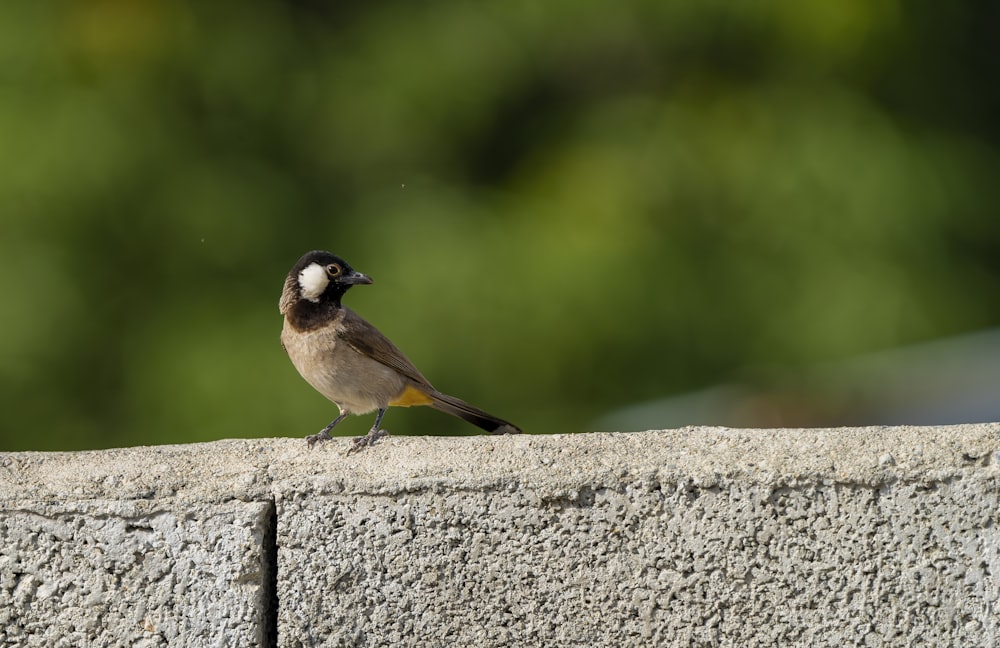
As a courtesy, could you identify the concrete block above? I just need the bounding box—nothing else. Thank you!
[274,426,1000,647]
[2,426,1000,647]
[0,498,273,648]
[0,442,283,647]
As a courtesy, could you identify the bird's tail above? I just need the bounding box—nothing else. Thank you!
[427,390,521,435]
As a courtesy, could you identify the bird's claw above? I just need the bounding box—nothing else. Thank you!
[347,428,390,455]
[306,430,333,449]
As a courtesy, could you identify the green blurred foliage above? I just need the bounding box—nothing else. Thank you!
[1,0,998,449]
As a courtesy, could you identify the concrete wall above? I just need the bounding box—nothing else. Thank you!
[1,425,999,647]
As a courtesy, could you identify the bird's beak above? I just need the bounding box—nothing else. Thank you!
[342,270,373,285]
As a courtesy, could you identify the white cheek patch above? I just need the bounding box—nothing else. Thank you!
[298,263,330,302]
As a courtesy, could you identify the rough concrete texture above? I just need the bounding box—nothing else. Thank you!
[2,424,1000,647]
[0,500,272,648]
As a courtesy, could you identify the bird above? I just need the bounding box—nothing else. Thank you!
[279,250,521,451]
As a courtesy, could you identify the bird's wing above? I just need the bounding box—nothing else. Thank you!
[338,308,434,389]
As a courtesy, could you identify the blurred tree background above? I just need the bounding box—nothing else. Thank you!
[1,0,998,450]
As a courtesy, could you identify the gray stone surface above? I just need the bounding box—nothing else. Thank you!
[2,424,1000,646]
[0,499,272,648]
[274,427,1000,647]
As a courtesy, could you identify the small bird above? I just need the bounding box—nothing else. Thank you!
[279,250,521,451]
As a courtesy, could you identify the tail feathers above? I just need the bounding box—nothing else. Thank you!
[427,390,521,435]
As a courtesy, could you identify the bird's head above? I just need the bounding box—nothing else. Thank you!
[280,250,372,313]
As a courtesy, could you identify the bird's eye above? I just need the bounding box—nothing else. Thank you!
[326,263,342,277]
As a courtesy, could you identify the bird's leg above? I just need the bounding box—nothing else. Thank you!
[306,412,349,449]
[348,408,390,454]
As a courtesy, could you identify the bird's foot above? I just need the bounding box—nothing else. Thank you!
[347,428,390,455]
[306,430,333,449]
